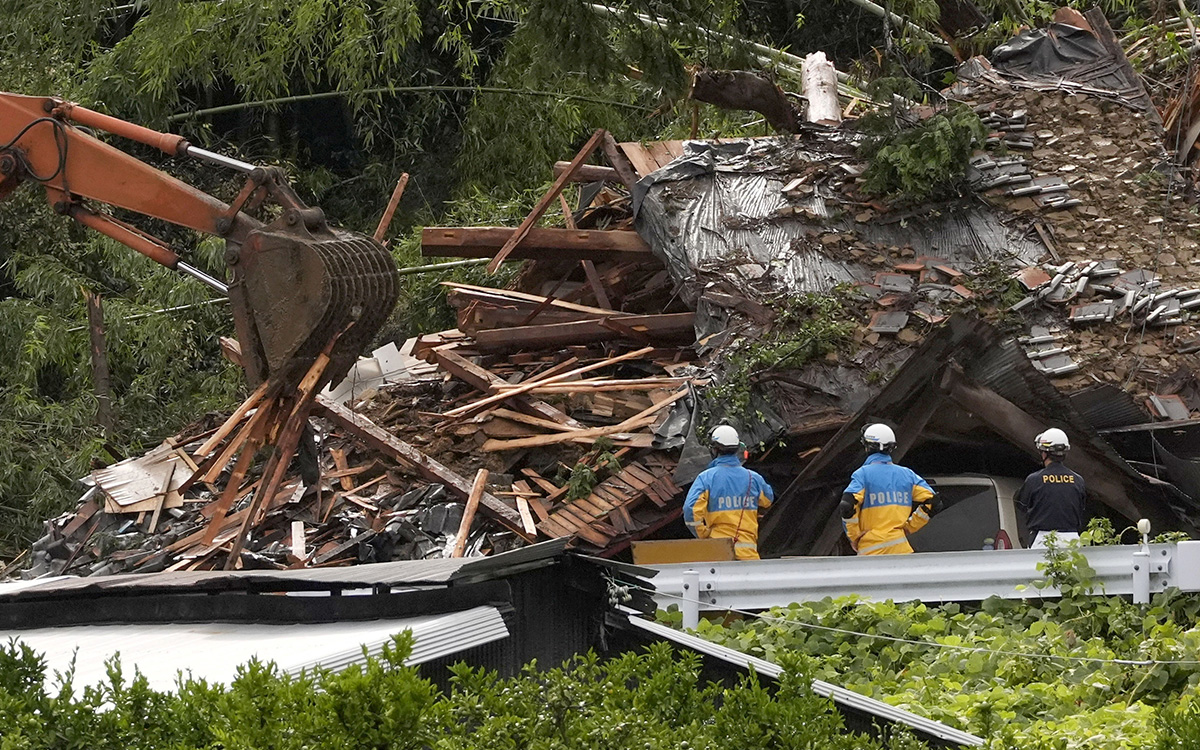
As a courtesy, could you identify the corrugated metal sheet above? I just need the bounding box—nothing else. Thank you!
[632,138,1044,304]
[623,615,984,747]
[0,605,507,691]
[1,539,569,602]
[1070,384,1149,429]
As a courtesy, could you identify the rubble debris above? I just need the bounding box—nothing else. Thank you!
[1148,394,1192,421]
[28,154,699,577]
[15,11,1200,579]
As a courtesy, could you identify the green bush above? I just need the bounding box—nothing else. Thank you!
[677,548,1200,749]
[860,105,985,202]
[0,637,923,750]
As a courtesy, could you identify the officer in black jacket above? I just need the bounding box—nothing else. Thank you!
[1018,427,1087,548]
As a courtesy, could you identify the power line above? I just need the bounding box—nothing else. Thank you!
[167,86,654,123]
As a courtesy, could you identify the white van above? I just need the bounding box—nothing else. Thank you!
[906,474,1027,552]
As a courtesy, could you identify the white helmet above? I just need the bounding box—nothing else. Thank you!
[1035,428,1070,454]
[862,423,897,453]
[710,425,740,448]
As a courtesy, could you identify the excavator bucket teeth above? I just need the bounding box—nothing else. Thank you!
[230,229,399,389]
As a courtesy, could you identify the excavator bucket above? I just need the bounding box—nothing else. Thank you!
[227,228,400,391]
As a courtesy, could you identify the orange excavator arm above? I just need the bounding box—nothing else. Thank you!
[0,92,399,390]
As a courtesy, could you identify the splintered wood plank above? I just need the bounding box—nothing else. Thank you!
[520,468,564,495]
[194,380,271,458]
[452,469,489,558]
[607,508,628,534]
[590,519,620,538]
[443,346,654,419]
[592,482,626,501]
[515,496,537,537]
[614,504,636,531]
[605,477,639,497]
[433,347,584,429]
[526,495,551,523]
[330,448,355,491]
[602,131,639,187]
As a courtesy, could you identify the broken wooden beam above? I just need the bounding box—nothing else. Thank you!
[488,129,607,272]
[482,389,687,452]
[472,313,696,353]
[423,226,651,262]
[442,346,655,419]
[313,396,532,540]
[451,469,489,558]
[602,131,640,187]
[552,161,621,183]
[431,346,585,429]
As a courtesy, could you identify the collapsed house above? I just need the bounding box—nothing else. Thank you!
[13,9,1200,579]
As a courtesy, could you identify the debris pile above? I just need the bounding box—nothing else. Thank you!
[18,9,1200,575]
[26,142,698,577]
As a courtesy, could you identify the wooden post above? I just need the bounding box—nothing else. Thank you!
[452,469,489,558]
[373,172,410,244]
[85,290,115,437]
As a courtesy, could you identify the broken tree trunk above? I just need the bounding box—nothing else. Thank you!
[689,69,802,134]
[802,53,842,125]
[85,290,114,437]
[939,365,1178,532]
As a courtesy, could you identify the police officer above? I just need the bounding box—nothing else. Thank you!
[683,425,774,560]
[839,424,938,555]
[1018,428,1086,548]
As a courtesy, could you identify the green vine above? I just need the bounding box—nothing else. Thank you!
[707,288,860,420]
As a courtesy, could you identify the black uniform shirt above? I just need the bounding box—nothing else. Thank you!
[1018,461,1087,534]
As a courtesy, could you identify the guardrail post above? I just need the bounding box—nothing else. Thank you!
[1132,520,1151,605]
[682,569,700,629]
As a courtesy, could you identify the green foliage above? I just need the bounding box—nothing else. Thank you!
[560,437,623,502]
[860,104,986,202]
[707,287,860,419]
[680,548,1200,749]
[0,637,925,750]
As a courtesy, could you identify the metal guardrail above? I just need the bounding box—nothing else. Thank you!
[624,614,985,747]
[648,542,1200,620]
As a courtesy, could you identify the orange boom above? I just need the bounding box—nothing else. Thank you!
[0,92,398,391]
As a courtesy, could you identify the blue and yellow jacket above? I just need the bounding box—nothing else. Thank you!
[842,453,934,555]
[684,454,774,560]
